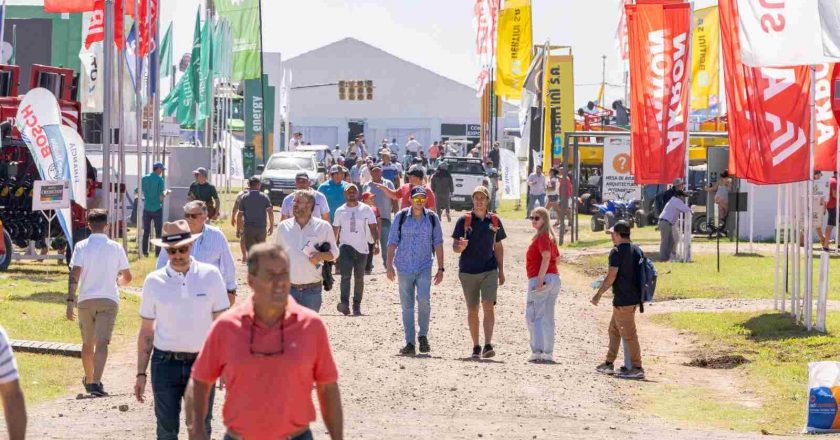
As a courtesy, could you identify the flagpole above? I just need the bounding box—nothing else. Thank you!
[0,0,7,62]
[103,0,114,238]
[136,2,146,257]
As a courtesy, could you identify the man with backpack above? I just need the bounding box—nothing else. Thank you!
[590,221,646,380]
[452,186,506,359]
[387,186,445,356]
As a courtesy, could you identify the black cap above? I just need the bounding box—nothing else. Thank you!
[607,220,631,235]
[407,166,425,178]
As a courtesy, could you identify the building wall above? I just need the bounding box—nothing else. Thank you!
[7,6,82,75]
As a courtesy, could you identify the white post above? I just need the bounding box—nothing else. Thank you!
[135,31,144,256]
[817,252,829,332]
[749,183,754,253]
[102,0,114,237]
[783,183,790,314]
[774,185,782,310]
[805,65,816,330]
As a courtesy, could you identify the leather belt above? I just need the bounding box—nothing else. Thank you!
[290,282,322,290]
[225,427,310,440]
[155,349,199,361]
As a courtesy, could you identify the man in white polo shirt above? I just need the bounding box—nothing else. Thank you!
[275,189,338,312]
[156,201,238,306]
[134,220,230,440]
[66,209,132,397]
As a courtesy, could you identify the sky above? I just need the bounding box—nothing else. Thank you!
[161,0,719,111]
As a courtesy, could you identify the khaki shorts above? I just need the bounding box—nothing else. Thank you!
[78,298,119,344]
[242,226,267,251]
[459,270,499,307]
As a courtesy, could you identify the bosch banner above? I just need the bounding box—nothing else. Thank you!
[720,0,811,184]
[626,0,691,184]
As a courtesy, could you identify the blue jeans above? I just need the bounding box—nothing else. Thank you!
[151,350,214,440]
[225,429,312,440]
[526,194,546,217]
[397,268,432,345]
[379,218,392,266]
[290,284,323,312]
[525,274,561,355]
[142,210,163,256]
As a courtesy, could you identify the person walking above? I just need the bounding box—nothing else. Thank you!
[658,191,692,262]
[527,165,547,217]
[488,142,501,170]
[134,220,230,440]
[0,325,26,440]
[372,165,437,210]
[452,187,506,359]
[187,244,344,440]
[590,221,646,379]
[237,176,274,259]
[523,207,561,363]
[156,201,239,306]
[275,189,339,312]
[484,160,500,213]
[361,191,383,274]
[280,172,330,222]
[230,188,249,261]
[364,163,397,268]
[141,162,169,257]
[824,172,838,251]
[333,185,378,316]
[188,167,221,220]
[319,165,352,222]
[67,209,132,396]
[428,141,440,167]
[380,152,403,188]
[387,186,445,355]
[431,162,454,222]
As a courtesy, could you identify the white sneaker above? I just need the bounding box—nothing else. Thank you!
[528,352,542,362]
[541,353,554,363]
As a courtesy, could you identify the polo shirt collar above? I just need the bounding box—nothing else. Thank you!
[240,296,303,327]
[165,257,197,278]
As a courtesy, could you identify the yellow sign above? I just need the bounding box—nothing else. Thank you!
[495,0,532,100]
[542,53,575,171]
[690,6,720,113]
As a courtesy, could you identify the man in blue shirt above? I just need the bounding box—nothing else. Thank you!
[140,162,168,257]
[363,164,397,268]
[387,186,444,356]
[318,165,351,222]
[452,186,506,359]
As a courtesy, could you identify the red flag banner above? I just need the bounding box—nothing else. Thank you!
[816,63,839,172]
[138,0,158,57]
[83,0,130,51]
[45,0,94,13]
[719,0,811,184]
[626,1,691,184]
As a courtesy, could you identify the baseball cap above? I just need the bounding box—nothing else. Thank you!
[193,167,208,177]
[295,171,309,180]
[362,191,375,201]
[607,220,632,235]
[329,165,343,175]
[472,186,490,199]
[343,184,358,193]
[673,178,685,186]
[153,162,165,170]
[407,166,425,178]
[409,186,427,198]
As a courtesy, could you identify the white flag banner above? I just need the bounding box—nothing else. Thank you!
[279,69,291,121]
[737,0,840,67]
[819,0,840,58]
[79,13,104,112]
[224,131,245,180]
[500,148,521,200]
[59,125,88,209]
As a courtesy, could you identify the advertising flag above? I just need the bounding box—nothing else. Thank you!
[159,22,173,78]
[616,0,629,60]
[215,0,261,81]
[815,63,839,172]
[626,1,692,184]
[59,125,88,209]
[820,0,840,58]
[46,0,133,14]
[495,0,532,100]
[690,6,720,113]
[197,18,214,123]
[541,54,575,171]
[500,148,521,200]
[138,0,157,57]
[719,0,811,184]
[473,0,499,97]
[737,0,839,67]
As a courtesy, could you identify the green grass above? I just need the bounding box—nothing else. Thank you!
[580,252,840,300]
[650,311,840,433]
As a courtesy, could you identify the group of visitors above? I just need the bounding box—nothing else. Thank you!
[527,164,573,227]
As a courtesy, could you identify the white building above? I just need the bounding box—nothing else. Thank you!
[283,37,513,152]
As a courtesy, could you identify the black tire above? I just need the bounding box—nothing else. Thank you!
[605,212,617,230]
[590,215,603,232]
[0,229,11,271]
[635,210,648,228]
[580,194,592,214]
[693,214,711,235]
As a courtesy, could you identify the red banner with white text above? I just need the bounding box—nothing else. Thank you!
[816,63,839,172]
[719,0,811,184]
[626,1,691,184]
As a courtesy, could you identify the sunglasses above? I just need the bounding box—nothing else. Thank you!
[412,197,427,203]
[249,320,284,357]
[166,246,190,255]
[184,213,204,219]
[530,216,542,221]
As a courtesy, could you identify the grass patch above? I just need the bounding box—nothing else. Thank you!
[580,252,840,300]
[644,383,764,432]
[651,311,840,433]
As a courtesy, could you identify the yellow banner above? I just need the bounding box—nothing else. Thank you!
[690,5,720,113]
[542,54,575,171]
[495,0,532,100]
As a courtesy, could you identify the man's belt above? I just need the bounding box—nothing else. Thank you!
[225,427,310,440]
[155,349,199,361]
[291,282,322,290]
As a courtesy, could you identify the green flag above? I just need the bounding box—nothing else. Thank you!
[187,7,201,124]
[197,18,214,122]
[161,74,194,126]
[160,22,173,78]
[215,0,261,80]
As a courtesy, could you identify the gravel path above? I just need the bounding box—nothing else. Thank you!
[4,219,798,439]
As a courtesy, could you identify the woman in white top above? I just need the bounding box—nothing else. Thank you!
[706,171,733,225]
[545,168,562,227]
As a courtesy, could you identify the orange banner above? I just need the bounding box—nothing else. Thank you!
[719,0,811,184]
[626,1,691,184]
[816,63,839,172]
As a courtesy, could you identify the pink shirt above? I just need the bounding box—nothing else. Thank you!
[192,297,338,439]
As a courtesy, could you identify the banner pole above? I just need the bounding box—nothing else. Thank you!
[806,65,816,330]
[684,5,695,263]
[103,0,114,237]
[774,184,781,310]
[136,5,145,256]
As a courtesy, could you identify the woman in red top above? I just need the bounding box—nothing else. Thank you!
[525,207,561,363]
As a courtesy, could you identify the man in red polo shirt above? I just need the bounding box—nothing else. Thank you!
[188,243,344,440]
[371,165,436,210]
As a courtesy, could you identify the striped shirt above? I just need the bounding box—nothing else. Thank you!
[0,326,19,384]
[156,224,237,291]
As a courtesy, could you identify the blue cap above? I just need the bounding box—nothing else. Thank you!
[409,186,427,198]
[153,162,165,170]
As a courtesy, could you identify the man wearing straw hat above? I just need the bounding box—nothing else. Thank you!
[134,220,230,440]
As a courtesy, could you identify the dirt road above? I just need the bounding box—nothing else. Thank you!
[7,218,783,439]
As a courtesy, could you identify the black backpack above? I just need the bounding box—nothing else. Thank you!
[633,245,657,313]
[395,207,438,250]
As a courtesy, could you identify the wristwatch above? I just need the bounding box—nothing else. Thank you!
[437,268,445,273]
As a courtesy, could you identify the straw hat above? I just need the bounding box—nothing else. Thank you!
[150,220,201,249]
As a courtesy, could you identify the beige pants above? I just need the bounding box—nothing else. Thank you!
[606,305,642,368]
[78,298,119,345]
